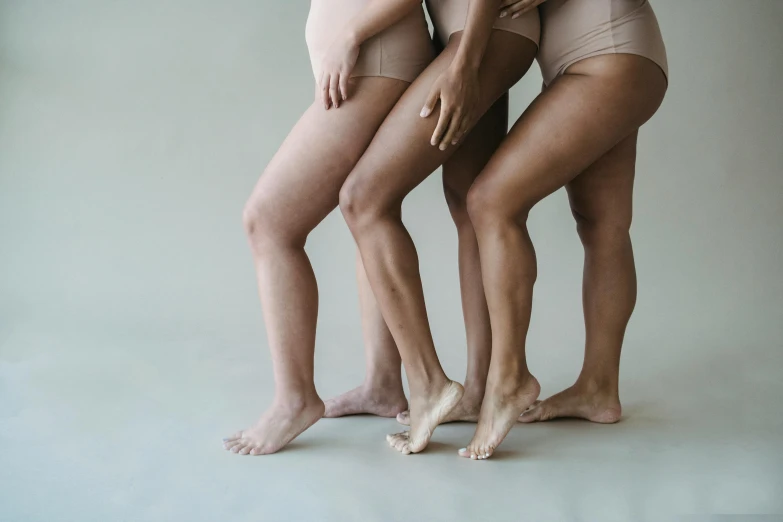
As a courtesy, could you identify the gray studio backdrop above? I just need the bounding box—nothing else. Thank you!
[1,1,782,521]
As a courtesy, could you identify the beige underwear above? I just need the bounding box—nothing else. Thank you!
[427,0,541,47]
[305,0,435,83]
[537,0,668,86]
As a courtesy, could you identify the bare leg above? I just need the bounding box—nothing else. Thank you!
[323,251,408,418]
[397,93,508,426]
[460,55,667,460]
[222,77,409,455]
[340,31,538,454]
[520,132,638,424]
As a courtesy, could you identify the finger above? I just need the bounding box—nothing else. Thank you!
[453,115,471,145]
[500,0,525,17]
[330,74,340,108]
[506,0,531,16]
[440,108,462,150]
[339,72,349,103]
[512,0,539,17]
[321,73,331,109]
[430,102,451,146]
[421,87,440,118]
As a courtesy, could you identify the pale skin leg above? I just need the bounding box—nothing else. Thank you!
[325,94,508,422]
[459,54,668,460]
[222,77,409,456]
[322,250,408,418]
[340,31,538,454]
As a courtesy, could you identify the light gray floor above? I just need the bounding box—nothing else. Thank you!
[2,321,781,521]
[2,1,783,520]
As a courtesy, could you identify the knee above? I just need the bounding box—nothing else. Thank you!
[572,209,632,249]
[338,175,375,232]
[466,180,532,234]
[242,194,305,252]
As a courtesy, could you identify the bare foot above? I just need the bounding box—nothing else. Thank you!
[386,380,464,455]
[458,374,540,460]
[396,391,481,425]
[222,397,325,456]
[519,383,621,424]
[323,383,408,418]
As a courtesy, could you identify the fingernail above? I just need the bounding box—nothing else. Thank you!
[439,144,447,151]
[452,140,458,145]
[512,12,520,19]
[420,108,429,117]
[431,140,437,146]
[500,10,507,17]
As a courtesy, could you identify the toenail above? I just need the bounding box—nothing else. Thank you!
[459,448,467,453]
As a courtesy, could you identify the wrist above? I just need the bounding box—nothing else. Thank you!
[452,52,482,73]
[344,28,363,48]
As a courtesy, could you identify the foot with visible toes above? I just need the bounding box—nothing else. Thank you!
[519,380,621,424]
[458,373,540,460]
[324,381,407,418]
[387,379,464,455]
[223,396,325,456]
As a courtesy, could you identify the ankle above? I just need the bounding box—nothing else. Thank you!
[408,372,451,398]
[574,375,618,397]
[460,379,486,404]
[272,389,322,411]
[362,373,404,395]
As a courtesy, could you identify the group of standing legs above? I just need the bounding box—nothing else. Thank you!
[223,0,668,459]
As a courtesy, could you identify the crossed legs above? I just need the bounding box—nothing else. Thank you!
[326,94,508,424]
[340,31,538,454]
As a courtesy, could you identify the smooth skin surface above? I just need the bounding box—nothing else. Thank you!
[459,53,667,460]
[224,0,444,456]
[324,93,508,423]
[222,77,410,456]
[340,30,538,454]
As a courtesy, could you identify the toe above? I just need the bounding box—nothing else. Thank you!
[223,439,243,450]
[458,447,471,458]
[239,445,252,455]
[396,411,411,426]
[249,446,262,455]
[230,443,245,453]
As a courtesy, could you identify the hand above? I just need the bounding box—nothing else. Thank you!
[499,0,547,19]
[420,63,480,150]
[318,34,360,109]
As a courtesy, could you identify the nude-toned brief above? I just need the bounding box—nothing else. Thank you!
[427,0,541,47]
[305,0,435,83]
[537,0,668,86]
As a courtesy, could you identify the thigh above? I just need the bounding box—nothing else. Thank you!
[443,92,508,200]
[248,77,409,238]
[470,55,666,217]
[566,131,638,228]
[344,31,537,208]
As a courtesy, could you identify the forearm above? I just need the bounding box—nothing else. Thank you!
[344,0,422,46]
[453,0,503,70]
